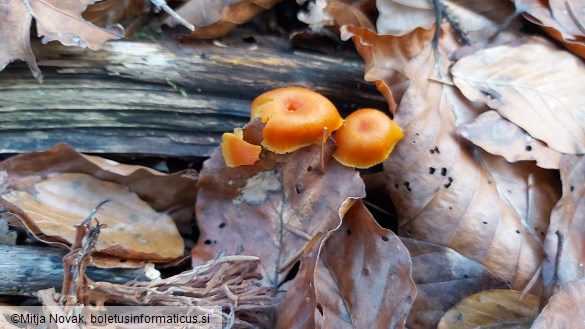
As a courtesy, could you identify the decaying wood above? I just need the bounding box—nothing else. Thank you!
[0,245,147,296]
[0,41,386,157]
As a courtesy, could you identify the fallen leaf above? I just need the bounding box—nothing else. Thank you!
[340,24,434,113]
[29,0,123,50]
[437,289,538,329]
[2,173,184,261]
[165,0,281,39]
[297,0,375,31]
[317,201,415,328]
[376,0,434,35]
[403,238,507,329]
[384,43,552,288]
[541,155,585,298]
[0,0,42,81]
[531,278,585,329]
[452,37,585,154]
[459,110,563,170]
[549,0,585,38]
[194,119,365,288]
[0,144,197,235]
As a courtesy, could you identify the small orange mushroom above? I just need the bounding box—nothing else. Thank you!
[333,108,403,169]
[221,128,262,167]
[250,87,343,154]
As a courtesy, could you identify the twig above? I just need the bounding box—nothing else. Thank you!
[150,0,196,31]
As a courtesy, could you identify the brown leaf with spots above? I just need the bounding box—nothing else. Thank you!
[275,201,415,329]
[384,42,560,288]
[542,155,585,298]
[194,119,365,289]
[0,0,42,81]
[340,24,434,113]
[532,278,585,329]
[165,0,281,39]
[459,110,562,170]
[437,289,538,329]
[403,238,507,329]
[452,37,585,154]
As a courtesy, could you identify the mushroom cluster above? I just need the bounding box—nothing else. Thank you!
[220,87,403,169]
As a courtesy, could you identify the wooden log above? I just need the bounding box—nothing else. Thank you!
[0,245,148,296]
[0,41,385,157]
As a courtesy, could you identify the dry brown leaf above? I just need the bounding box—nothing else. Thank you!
[403,238,507,329]
[437,289,539,329]
[165,0,281,39]
[459,110,563,170]
[316,201,415,328]
[297,0,375,31]
[384,43,556,288]
[29,0,123,50]
[0,0,42,81]
[531,278,585,329]
[2,173,184,261]
[376,0,434,35]
[193,119,365,289]
[542,155,585,298]
[340,24,434,113]
[0,144,197,234]
[452,38,585,155]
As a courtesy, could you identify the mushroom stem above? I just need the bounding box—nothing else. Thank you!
[320,126,328,174]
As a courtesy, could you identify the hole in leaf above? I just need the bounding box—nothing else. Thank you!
[295,183,304,194]
[515,230,520,234]
[444,177,453,188]
[363,268,370,276]
[316,303,323,316]
[441,168,447,176]
[204,239,212,245]
[448,206,453,210]
[307,166,313,172]
[429,167,436,174]
[381,236,389,241]
[430,146,440,154]
[525,145,532,151]
[463,274,469,279]
[483,221,488,225]
[571,186,575,192]
[346,229,352,236]
[119,258,127,263]
[279,260,301,287]
[403,181,412,192]
[219,222,226,229]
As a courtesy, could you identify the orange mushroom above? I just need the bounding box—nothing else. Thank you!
[333,108,403,169]
[221,128,262,167]
[250,87,343,154]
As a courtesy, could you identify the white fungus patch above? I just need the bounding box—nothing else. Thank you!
[233,170,281,205]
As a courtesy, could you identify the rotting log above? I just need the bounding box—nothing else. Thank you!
[0,245,147,296]
[0,41,385,157]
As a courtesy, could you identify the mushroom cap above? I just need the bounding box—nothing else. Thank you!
[333,108,403,169]
[250,87,343,154]
[221,128,262,167]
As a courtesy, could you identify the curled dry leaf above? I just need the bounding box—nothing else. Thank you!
[0,144,197,262]
[402,238,507,329]
[29,0,123,50]
[194,119,365,289]
[165,0,281,39]
[275,201,415,329]
[531,278,585,329]
[297,0,375,31]
[437,289,538,329]
[2,173,184,261]
[452,38,585,155]
[0,0,42,81]
[515,0,585,58]
[459,110,562,170]
[376,0,434,35]
[541,155,585,298]
[340,24,434,113]
[384,43,556,288]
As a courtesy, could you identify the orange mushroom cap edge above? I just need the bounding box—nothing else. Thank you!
[221,128,262,168]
